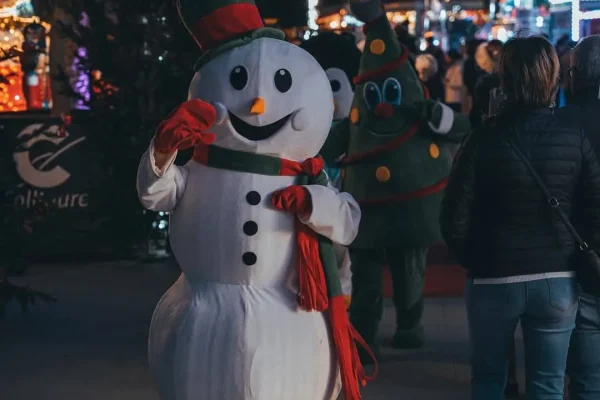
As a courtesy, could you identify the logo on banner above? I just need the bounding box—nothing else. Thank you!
[13,123,89,209]
[13,124,84,188]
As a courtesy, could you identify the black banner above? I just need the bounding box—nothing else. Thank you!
[1,117,110,258]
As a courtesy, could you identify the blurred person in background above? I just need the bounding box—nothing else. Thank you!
[424,34,447,74]
[415,53,444,101]
[441,35,600,400]
[469,39,503,127]
[475,39,503,74]
[444,49,465,112]
[463,39,486,115]
[470,71,501,129]
[558,50,574,107]
[556,34,573,59]
[394,20,418,56]
[474,73,502,123]
[556,35,600,400]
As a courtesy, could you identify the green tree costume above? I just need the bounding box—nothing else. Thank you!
[320,0,470,354]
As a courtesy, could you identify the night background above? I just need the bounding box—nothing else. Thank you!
[0,0,591,398]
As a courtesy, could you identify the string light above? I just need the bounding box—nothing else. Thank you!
[72,46,90,109]
[572,0,581,41]
[0,1,51,112]
[0,0,33,18]
[307,0,318,30]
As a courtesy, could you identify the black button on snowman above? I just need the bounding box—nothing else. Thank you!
[244,192,260,265]
[243,221,258,236]
[246,191,261,205]
[242,252,257,266]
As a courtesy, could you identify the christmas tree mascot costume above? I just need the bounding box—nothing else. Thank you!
[300,31,362,305]
[136,0,376,399]
[321,0,470,354]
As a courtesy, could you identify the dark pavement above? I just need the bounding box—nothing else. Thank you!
[0,260,527,400]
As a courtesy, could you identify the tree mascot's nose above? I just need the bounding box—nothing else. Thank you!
[374,103,393,119]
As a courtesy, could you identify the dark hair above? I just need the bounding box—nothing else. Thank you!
[475,73,502,114]
[500,36,559,108]
[487,39,503,61]
[300,32,362,87]
[448,49,461,61]
[466,39,485,57]
[556,34,571,47]
[572,35,600,89]
[488,39,504,49]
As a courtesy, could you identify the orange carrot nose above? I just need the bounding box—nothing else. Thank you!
[250,97,265,115]
[374,103,393,119]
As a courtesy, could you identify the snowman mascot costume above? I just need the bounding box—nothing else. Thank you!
[136,1,376,399]
[300,32,362,307]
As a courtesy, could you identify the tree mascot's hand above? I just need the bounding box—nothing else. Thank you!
[349,0,385,23]
[413,99,438,122]
[154,99,217,154]
[414,99,456,135]
[271,186,312,216]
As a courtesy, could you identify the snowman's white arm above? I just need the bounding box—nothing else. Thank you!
[299,184,361,246]
[335,245,353,296]
[136,138,187,212]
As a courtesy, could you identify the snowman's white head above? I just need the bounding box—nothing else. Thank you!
[188,38,334,161]
[326,68,354,121]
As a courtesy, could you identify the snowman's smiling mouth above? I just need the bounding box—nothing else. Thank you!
[229,112,292,141]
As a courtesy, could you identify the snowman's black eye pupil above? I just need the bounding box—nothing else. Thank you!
[230,66,248,90]
[330,80,341,92]
[274,69,292,93]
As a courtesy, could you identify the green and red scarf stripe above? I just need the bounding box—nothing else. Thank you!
[193,144,377,399]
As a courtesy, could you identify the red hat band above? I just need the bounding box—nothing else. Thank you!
[191,3,264,50]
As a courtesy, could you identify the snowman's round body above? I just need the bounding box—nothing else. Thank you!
[142,37,344,400]
[149,166,339,400]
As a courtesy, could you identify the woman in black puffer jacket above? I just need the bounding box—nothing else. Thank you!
[440,36,600,400]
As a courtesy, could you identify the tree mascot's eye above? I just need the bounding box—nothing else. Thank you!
[363,82,382,110]
[383,78,402,105]
[230,66,248,90]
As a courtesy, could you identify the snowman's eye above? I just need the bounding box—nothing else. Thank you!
[330,79,341,92]
[230,66,248,90]
[363,82,382,110]
[383,78,402,105]
[274,69,292,93]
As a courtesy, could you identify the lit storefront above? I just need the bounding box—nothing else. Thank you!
[316,8,364,31]
[0,0,51,113]
[549,0,600,41]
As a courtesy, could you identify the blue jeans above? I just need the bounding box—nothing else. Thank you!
[465,278,578,400]
[568,291,600,400]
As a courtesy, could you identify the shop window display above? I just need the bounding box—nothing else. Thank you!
[0,0,51,113]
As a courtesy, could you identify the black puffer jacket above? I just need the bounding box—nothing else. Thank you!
[440,108,600,278]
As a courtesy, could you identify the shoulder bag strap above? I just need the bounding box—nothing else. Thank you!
[505,135,590,251]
